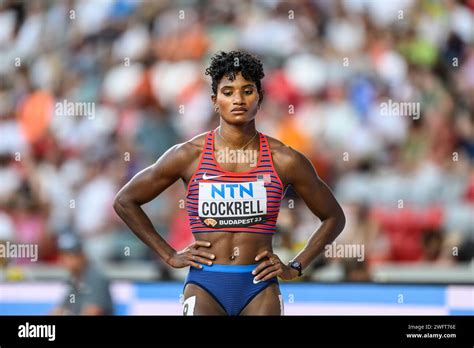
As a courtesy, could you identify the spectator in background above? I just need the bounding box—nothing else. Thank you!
[0,210,15,281]
[421,229,445,262]
[337,202,390,265]
[51,232,114,315]
[73,157,118,263]
[342,258,372,282]
[458,239,474,263]
[0,0,472,282]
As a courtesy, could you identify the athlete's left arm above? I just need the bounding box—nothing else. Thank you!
[284,149,346,276]
[253,147,346,281]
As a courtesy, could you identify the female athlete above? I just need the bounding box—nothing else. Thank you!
[113,51,346,315]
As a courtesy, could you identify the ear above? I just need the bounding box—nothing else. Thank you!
[257,91,263,107]
[211,95,219,112]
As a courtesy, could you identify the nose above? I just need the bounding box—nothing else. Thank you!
[232,91,245,105]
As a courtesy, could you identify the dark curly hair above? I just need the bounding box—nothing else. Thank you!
[205,50,265,105]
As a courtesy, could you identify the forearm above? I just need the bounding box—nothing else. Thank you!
[292,214,345,271]
[113,198,175,264]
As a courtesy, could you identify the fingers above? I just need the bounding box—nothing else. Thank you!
[260,269,282,282]
[188,254,213,266]
[255,265,279,280]
[179,240,213,269]
[253,262,280,280]
[187,242,214,266]
[190,249,215,261]
[253,251,282,281]
[252,258,279,277]
[255,250,271,262]
[193,240,211,248]
[188,261,203,269]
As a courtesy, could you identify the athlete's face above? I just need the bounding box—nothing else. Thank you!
[213,72,260,125]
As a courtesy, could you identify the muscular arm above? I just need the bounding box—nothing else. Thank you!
[281,148,346,273]
[113,143,195,264]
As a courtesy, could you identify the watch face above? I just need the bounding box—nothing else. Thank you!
[291,261,301,268]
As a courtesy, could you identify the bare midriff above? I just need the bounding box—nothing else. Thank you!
[193,232,273,265]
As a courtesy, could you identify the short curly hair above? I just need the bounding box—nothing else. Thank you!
[205,50,265,105]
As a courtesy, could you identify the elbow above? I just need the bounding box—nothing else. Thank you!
[338,209,346,232]
[332,206,346,235]
[321,206,346,237]
[114,191,140,216]
[113,193,128,215]
[337,207,346,233]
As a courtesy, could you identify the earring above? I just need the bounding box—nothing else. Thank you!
[214,106,219,112]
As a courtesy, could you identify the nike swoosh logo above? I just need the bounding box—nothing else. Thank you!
[253,277,262,284]
[202,173,224,180]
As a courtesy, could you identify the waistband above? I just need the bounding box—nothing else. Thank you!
[196,264,256,273]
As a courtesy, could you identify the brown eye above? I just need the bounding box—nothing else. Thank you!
[223,91,232,96]
[244,89,253,95]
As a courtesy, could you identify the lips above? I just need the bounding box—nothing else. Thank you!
[231,107,248,113]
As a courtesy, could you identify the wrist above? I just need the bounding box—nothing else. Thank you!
[287,266,300,279]
[164,249,176,266]
[288,259,303,277]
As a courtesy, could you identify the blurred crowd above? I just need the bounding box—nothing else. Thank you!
[0,0,472,280]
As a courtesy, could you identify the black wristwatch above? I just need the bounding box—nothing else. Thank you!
[289,260,303,277]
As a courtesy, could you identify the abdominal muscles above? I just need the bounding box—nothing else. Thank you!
[194,232,273,265]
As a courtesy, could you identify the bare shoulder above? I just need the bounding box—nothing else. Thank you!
[165,131,207,164]
[164,131,209,181]
[265,134,307,169]
[265,134,313,186]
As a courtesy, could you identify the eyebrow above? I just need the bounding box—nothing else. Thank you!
[220,84,256,89]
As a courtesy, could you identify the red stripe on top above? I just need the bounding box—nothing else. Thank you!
[186,129,284,235]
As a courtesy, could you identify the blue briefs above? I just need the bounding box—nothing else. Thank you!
[184,264,278,315]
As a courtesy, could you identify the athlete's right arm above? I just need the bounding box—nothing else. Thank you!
[113,142,215,269]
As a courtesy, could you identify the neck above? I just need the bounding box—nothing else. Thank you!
[217,120,257,148]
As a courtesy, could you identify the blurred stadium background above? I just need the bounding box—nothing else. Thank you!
[0,0,472,315]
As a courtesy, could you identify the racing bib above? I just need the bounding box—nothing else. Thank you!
[198,181,267,228]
